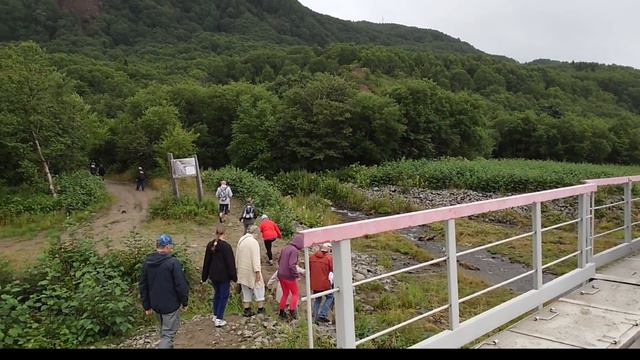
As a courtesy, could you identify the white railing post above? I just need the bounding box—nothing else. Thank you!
[589,193,595,263]
[578,193,590,268]
[532,202,543,311]
[333,240,356,348]
[304,247,314,349]
[445,219,460,330]
[625,181,633,244]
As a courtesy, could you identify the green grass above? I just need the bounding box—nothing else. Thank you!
[335,158,640,193]
[351,232,434,268]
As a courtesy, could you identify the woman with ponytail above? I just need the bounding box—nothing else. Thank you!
[201,226,237,327]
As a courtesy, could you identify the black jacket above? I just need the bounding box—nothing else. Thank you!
[139,252,189,314]
[201,240,237,283]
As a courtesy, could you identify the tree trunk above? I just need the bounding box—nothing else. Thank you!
[32,131,57,198]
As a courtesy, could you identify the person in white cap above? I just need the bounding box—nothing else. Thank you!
[136,166,146,191]
[309,243,334,324]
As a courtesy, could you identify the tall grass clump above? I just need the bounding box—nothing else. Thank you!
[334,158,640,193]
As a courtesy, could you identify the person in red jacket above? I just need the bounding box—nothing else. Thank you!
[309,243,333,324]
[258,214,281,266]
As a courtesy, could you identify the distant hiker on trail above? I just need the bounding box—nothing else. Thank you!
[277,235,304,321]
[267,265,305,310]
[239,198,257,235]
[235,225,265,317]
[258,214,282,266]
[136,167,146,191]
[98,164,106,179]
[139,234,189,349]
[89,161,97,176]
[201,226,237,328]
[310,243,334,324]
[216,180,233,223]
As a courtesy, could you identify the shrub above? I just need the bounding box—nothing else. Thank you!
[0,171,108,220]
[0,239,136,348]
[56,171,109,212]
[149,192,218,221]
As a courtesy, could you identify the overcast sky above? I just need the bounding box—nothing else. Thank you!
[298,0,640,69]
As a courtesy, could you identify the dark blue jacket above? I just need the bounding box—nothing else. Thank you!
[139,252,189,314]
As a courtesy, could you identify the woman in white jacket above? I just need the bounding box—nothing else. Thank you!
[235,225,265,317]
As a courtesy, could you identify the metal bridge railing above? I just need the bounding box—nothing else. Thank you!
[293,175,640,349]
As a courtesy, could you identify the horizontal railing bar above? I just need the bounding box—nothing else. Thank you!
[592,225,626,239]
[300,287,340,303]
[355,304,450,346]
[632,198,640,203]
[459,270,536,304]
[457,232,534,257]
[353,256,448,287]
[296,184,597,247]
[541,219,580,233]
[542,251,580,270]
[631,221,640,227]
[593,200,626,210]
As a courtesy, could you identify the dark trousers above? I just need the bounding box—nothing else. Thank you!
[264,239,276,261]
[212,281,231,320]
[136,179,145,191]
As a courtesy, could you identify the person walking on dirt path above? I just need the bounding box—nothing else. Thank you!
[201,226,237,328]
[235,225,265,317]
[239,198,257,234]
[136,166,146,191]
[267,264,305,310]
[89,161,97,176]
[98,164,106,179]
[310,243,334,324]
[139,234,189,349]
[258,214,282,266]
[216,180,233,223]
[277,235,304,321]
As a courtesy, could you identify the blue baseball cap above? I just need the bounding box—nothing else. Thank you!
[157,234,174,247]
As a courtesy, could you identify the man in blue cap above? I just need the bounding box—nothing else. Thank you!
[139,234,189,349]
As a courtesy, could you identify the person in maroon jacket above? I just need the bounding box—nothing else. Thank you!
[277,235,304,320]
[258,214,282,266]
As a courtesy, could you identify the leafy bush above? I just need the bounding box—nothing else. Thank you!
[149,192,218,221]
[56,171,109,212]
[202,167,296,237]
[0,239,136,348]
[0,171,108,220]
[274,170,416,215]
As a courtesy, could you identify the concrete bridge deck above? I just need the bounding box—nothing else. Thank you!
[477,252,640,348]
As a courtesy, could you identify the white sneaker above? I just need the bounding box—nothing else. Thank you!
[212,317,217,323]
[215,319,227,327]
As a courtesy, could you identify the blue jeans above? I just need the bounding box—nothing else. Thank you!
[212,281,230,320]
[312,291,334,320]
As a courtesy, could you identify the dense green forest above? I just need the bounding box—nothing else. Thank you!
[2,0,640,190]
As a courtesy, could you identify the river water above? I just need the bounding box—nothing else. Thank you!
[332,208,556,294]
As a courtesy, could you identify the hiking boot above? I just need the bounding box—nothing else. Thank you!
[316,317,330,324]
[289,309,299,321]
[215,319,227,328]
[278,310,288,320]
[257,307,265,315]
[268,260,274,266]
[243,308,255,317]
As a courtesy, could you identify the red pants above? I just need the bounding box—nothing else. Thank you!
[279,278,299,310]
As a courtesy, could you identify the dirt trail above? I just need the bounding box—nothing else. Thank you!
[90,180,157,247]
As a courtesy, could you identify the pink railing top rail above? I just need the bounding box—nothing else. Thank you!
[583,176,640,186]
[295,183,597,248]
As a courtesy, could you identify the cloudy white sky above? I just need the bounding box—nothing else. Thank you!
[298,0,640,69]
